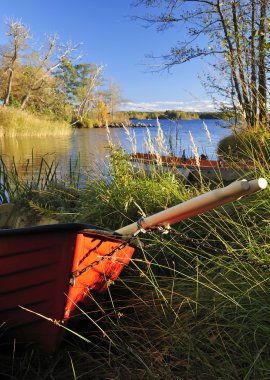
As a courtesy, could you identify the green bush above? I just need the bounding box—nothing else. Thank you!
[217,130,270,162]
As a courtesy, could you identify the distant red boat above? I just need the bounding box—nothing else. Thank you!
[130,153,253,181]
[0,223,135,351]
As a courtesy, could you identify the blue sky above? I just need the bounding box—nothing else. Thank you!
[0,0,214,112]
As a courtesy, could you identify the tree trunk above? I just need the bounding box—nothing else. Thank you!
[20,93,31,110]
[216,1,246,120]
[232,0,251,126]
[250,0,258,127]
[3,69,14,107]
[258,0,268,126]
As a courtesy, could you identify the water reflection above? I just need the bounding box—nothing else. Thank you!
[0,134,72,174]
[0,129,117,179]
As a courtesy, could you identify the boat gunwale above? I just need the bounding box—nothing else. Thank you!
[129,153,253,170]
[0,223,111,236]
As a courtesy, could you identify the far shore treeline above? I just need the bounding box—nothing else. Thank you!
[126,110,233,121]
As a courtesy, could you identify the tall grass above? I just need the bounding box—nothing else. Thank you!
[0,107,72,137]
[0,122,269,379]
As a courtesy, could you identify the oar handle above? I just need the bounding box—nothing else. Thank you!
[115,178,267,236]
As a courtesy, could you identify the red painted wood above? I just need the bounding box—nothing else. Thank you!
[65,231,135,319]
[0,225,135,351]
[0,227,76,351]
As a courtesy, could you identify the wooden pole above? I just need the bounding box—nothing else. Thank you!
[115,178,267,236]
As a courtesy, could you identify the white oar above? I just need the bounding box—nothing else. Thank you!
[115,178,267,237]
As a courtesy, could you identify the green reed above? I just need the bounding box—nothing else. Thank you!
[0,153,82,225]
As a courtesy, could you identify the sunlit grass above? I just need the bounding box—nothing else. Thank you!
[0,107,72,137]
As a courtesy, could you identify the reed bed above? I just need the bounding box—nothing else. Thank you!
[0,107,72,137]
[0,123,270,379]
[0,153,81,225]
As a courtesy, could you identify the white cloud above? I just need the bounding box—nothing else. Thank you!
[120,100,216,112]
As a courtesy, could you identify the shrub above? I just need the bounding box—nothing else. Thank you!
[217,130,270,162]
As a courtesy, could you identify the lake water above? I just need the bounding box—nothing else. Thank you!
[0,118,232,178]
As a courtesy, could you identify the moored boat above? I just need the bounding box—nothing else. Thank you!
[129,153,253,182]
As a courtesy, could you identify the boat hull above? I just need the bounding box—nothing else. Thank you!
[0,224,135,351]
[130,153,251,182]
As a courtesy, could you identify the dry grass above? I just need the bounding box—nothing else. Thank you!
[0,107,72,137]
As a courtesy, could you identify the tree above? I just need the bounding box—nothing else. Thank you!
[73,63,104,123]
[1,19,29,106]
[0,22,78,117]
[95,98,109,125]
[103,80,122,121]
[19,34,77,110]
[134,0,270,128]
[53,57,80,103]
[54,61,104,124]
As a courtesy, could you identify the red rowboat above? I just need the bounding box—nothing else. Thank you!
[0,178,267,351]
